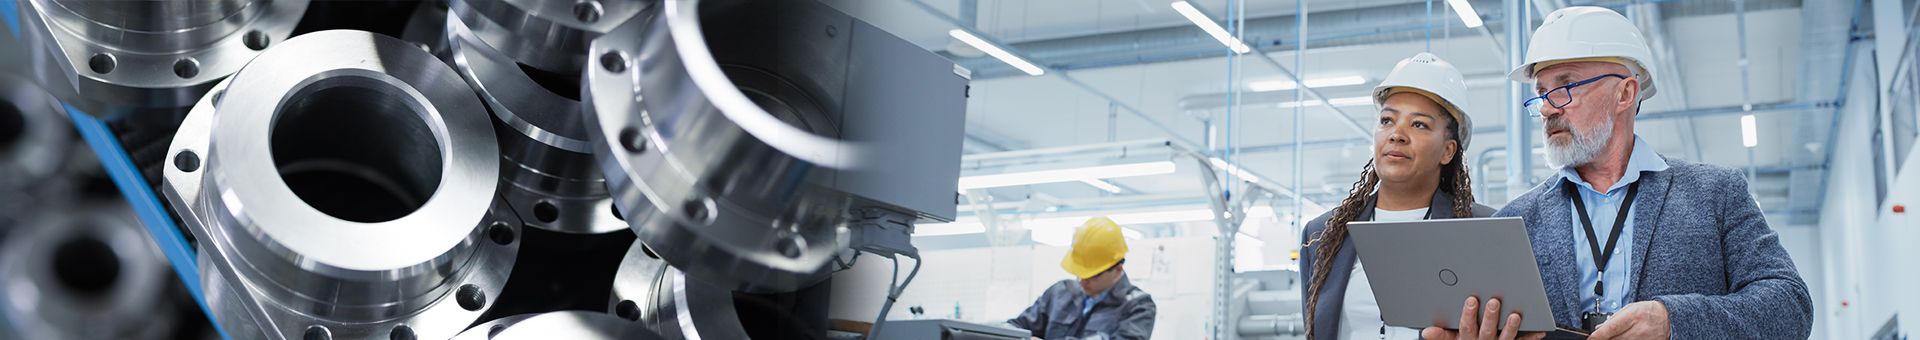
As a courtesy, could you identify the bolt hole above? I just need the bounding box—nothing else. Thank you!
[618,127,646,153]
[615,300,639,321]
[174,150,201,173]
[303,325,331,340]
[683,197,714,225]
[389,325,415,340]
[573,0,604,23]
[488,324,506,338]
[455,284,485,311]
[777,235,807,259]
[173,58,200,79]
[599,50,628,74]
[487,222,515,245]
[533,200,559,223]
[88,53,115,74]
[243,30,270,51]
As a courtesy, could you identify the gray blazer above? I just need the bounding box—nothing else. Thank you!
[1298,189,1496,339]
[1497,155,1812,338]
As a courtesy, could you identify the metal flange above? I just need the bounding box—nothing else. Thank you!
[608,242,749,340]
[453,311,664,340]
[0,75,70,224]
[0,202,175,340]
[160,30,517,340]
[584,0,860,294]
[445,9,632,234]
[447,0,647,75]
[15,0,309,113]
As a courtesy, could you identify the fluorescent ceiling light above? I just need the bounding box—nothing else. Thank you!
[1207,157,1263,184]
[958,161,1177,191]
[1247,75,1369,92]
[1741,114,1758,147]
[1171,1,1252,54]
[917,205,1278,238]
[948,29,1045,76]
[1446,0,1485,28]
[1276,96,1374,109]
[1081,179,1124,193]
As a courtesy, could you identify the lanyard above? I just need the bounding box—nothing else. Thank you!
[1561,180,1640,302]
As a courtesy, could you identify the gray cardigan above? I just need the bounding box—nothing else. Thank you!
[1497,155,1812,338]
[1297,189,1496,339]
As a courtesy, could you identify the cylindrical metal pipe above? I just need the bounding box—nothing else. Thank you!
[1504,0,1534,198]
[1236,314,1306,337]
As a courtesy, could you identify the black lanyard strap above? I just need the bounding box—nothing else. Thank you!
[1561,179,1640,297]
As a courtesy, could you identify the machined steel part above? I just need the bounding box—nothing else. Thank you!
[453,311,663,340]
[0,75,70,224]
[160,30,518,340]
[447,0,647,75]
[0,202,176,340]
[444,1,645,234]
[15,0,309,113]
[585,0,865,294]
[608,243,749,339]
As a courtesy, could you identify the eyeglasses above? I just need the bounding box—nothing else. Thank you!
[1523,74,1628,117]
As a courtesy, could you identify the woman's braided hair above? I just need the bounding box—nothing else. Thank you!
[1302,113,1474,338]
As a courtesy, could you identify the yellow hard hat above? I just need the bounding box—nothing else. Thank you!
[1061,217,1129,279]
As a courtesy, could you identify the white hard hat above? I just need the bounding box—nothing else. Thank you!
[1506,6,1658,101]
[1375,52,1473,150]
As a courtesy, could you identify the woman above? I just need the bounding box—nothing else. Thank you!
[1298,52,1494,340]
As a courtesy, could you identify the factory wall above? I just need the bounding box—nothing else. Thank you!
[1819,39,1893,340]
[830,235,1225,339]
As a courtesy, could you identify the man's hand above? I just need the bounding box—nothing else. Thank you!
[1587,300,1669,340]
[1420,296,1546,340]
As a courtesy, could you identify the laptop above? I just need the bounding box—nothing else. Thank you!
[1346,217,1567,333]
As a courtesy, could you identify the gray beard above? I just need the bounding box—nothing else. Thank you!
[1546,114,1614,168]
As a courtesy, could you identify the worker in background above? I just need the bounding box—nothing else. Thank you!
[1298,52,1495,340]
[1424,6,1812,340]
[1008,217,1156,340]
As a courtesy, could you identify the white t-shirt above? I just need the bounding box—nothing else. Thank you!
[1337,207,1429,340]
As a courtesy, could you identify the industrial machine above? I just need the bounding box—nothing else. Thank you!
[0,0,968,339]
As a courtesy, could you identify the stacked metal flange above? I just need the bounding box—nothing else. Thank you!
[0,202,177,340]
[13,0,970,338]
[445,0,647,235]
[0,75,70,228]
[160,30,520,340]
[15,0,309,115]
[608,242,751,339]
[584,0,864,295]
[452,311,664,340]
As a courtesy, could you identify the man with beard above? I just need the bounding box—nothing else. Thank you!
[1419,6,1812,340]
